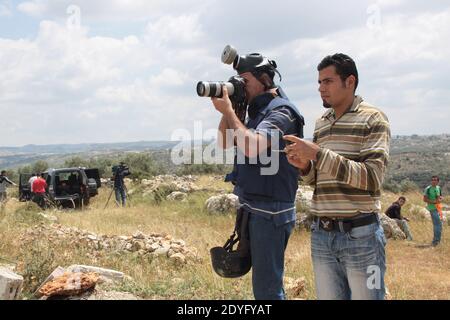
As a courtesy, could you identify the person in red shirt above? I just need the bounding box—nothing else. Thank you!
[32,173,48,208]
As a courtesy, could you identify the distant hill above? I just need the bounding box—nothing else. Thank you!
[0,141,179,168]
[1,134,449,193]
[386,134,450,193]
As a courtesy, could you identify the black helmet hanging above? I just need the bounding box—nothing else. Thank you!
[210,209,251,278]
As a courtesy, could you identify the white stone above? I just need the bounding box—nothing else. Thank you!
[66,265,125,283]
[166,191,188,202]
[153,247,170,256]
[0,267,23,300]
[205,194,239,214]
[379,214,406,240]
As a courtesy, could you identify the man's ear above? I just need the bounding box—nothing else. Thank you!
[346,75,356,90]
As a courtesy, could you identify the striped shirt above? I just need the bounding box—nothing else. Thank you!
[301,95,390,217]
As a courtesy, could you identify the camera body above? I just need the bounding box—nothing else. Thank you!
[112,163,131,177]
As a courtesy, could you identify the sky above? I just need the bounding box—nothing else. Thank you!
[0,0,449,147]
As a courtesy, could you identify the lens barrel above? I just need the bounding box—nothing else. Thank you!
[196,81,235,97]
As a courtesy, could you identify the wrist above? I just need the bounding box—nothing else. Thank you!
[299,161,312,175]
[223,107,235,119]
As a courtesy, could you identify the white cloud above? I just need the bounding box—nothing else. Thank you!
[17,0,46,16]
[145,14,205,46]
[0,0,12,16]
[1,1,449,146]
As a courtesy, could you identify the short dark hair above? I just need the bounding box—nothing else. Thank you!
[1,170,5,175]
[398,196,406,202]
[317,53,359,91]
[432,175,440,182]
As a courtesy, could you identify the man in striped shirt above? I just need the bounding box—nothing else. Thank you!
[284,53,390,300]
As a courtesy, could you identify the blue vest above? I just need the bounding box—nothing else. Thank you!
[225,88,305,203]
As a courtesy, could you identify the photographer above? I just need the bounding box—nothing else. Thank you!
[0,170,17,203]
[112,162,130,207]
[211,48,305,300]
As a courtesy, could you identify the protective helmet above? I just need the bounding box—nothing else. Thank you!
[221,45,282,81]
[210,210,251,278]
[210,245,251,278]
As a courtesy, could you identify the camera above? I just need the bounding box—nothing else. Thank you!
[196,75,246,104]
[112,163,130,177]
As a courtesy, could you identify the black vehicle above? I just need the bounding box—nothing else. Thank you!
[19,167,101,209]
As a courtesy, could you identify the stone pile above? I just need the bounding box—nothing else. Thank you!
[141,175,199,193]
[205,194,239,214]
[139,175,199,202]
[21,224,198,265]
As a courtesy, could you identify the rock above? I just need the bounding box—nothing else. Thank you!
[172,239,185,247]
[66,265,125,284]
[38,272,99,298]
[0,267,23,300]
[285,277,306,298]
[205,194,239,214]
[295,186,314,213]
[166,191,188,202]
[87,234,97,241]
[169,253,186,265]
[296,213,314,231]
[410,205,432,220]
[34,266,66,298]
[132,231,146,239]
[379,214,406,240]
[153,246,170,256]
[148,243,160,252]
[132,241,145,252]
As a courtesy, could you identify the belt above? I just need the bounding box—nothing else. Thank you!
[315,214,378,233]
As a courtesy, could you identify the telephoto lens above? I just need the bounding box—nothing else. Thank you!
[196,81,235,98]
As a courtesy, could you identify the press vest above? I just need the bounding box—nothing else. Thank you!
[226,88,305,203]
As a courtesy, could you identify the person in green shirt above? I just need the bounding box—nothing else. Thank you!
[423,176,443,246]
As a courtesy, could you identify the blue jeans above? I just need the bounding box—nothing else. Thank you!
[429,209,442,245]
[249,213,295,300]
[311,216,386,300]
[115,187,126,207]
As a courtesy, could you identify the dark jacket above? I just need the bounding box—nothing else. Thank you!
[385,202,403,220]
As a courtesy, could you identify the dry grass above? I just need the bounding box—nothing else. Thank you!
[0,177,449,300]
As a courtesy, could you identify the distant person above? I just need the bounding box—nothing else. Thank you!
[423,176,443,247]
[112,162,130,207]
[28,173,38,195]
[0,170,17,203]
[385,196,413,241]
[32,173,48,209]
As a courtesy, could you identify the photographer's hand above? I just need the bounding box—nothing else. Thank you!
[211,86,234,117]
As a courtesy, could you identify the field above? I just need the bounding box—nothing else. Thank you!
[0,175,449,300]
